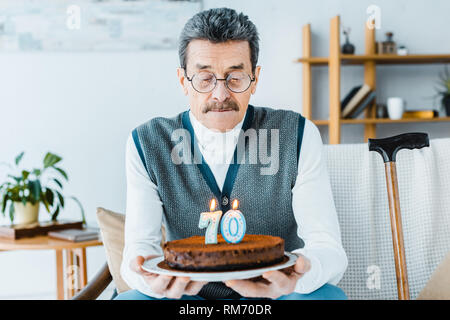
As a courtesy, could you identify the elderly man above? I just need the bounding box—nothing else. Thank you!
[116,7,348,300]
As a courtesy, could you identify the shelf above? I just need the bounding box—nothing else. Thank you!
[312,116,450,126]
[296,54,450,66]
[296,57,329,65]
[300,16,450,144]
[343,54,450,65]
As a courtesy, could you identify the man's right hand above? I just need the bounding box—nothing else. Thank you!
[130,255,207,299]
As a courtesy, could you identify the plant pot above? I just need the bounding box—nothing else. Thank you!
[443,95,450,117]
[13,201,40,225]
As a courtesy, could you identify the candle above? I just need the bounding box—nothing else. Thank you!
[198,198,223,244]
[220,199,246,244]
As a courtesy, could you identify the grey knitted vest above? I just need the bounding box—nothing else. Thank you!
[132,105,306,299]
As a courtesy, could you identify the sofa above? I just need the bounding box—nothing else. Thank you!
[74,135,450,300]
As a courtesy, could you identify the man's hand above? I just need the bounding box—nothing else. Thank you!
[224,253,311,299]
[131,255,207,299]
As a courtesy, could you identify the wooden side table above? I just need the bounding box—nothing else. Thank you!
[0,235,103,299]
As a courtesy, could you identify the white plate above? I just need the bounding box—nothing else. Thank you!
[142,252,297,282]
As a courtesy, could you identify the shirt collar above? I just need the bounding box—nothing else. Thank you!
[188,110,244,150]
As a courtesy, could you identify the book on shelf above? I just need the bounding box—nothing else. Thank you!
[348,91,377,119]
[48,228,100,242]
[341,84,372,118]
[341,85,362,110]
[402,110,439,119]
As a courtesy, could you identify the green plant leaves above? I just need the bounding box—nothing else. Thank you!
[1,193,8,215]
[51,205,60,221]
[55,190,64,208]
[43,152,62,169]
[53,167,68,181]
[52,178,63,189]
[1,150,79,223]
[9,185,20,200]
[9,203,14,222]
[28,180,42,201]
[7,174,21,184]
[41,191,51,213]
[15,152,25,166]
[45,188,54,206]
[21,170,30,181]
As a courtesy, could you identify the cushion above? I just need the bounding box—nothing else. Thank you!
[96,207,131,293]
[96,207,166,294]
[417,251,450,299]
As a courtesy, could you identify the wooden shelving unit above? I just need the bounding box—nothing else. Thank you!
[297,54,450,65]
[296,15,450,144]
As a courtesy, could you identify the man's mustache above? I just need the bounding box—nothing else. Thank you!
[202,100,240,113]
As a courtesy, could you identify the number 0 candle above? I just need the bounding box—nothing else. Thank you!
[198,198,223,244]
[221,199,246,244]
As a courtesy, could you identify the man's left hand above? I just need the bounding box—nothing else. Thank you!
[224,253,311,299]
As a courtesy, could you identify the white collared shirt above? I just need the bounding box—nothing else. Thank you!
[120,109,348,298]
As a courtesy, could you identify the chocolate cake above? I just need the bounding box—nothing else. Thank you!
[163,234,285,271]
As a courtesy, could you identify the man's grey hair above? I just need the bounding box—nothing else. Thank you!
[178,7,260,74]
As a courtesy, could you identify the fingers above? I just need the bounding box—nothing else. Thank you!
[263,270,300,296]
[185,281,208,296]
[129,256,207,299]
[262,270,290,288]
[130,255,158,277]
[279,266,295,276]
[149,275,173,295]
[225,269,303,299]
[294,254,311,274]
[150,276,206,299]
[165,277,191,299]
[130,256,145,274]
[225,279,269,298]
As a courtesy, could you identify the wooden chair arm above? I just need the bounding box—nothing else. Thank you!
[72,262,113,300]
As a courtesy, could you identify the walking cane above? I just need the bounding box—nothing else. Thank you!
[368,132,429,300]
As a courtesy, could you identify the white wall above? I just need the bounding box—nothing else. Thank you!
[0,51,186,298]
[0,0,449,299]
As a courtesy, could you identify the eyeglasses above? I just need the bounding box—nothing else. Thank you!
[184,70,255,93]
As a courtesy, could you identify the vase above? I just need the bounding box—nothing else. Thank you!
[443,95,450,117]
[342,36,355,54]
[13,201,40,225]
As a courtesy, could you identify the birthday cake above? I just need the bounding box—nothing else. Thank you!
[163,234,285,271]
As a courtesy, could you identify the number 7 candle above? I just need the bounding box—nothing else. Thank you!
[198,198,223,244]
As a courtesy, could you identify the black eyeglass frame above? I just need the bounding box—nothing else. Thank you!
[184,69,256,93]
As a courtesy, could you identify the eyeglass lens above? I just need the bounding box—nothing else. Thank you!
[191,71,252,93]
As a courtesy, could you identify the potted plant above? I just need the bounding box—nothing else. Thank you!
[0,151,86,226]
[435,66,450,116]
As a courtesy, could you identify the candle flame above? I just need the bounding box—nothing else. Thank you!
[210,198,216,211]
[232,199,239,210]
